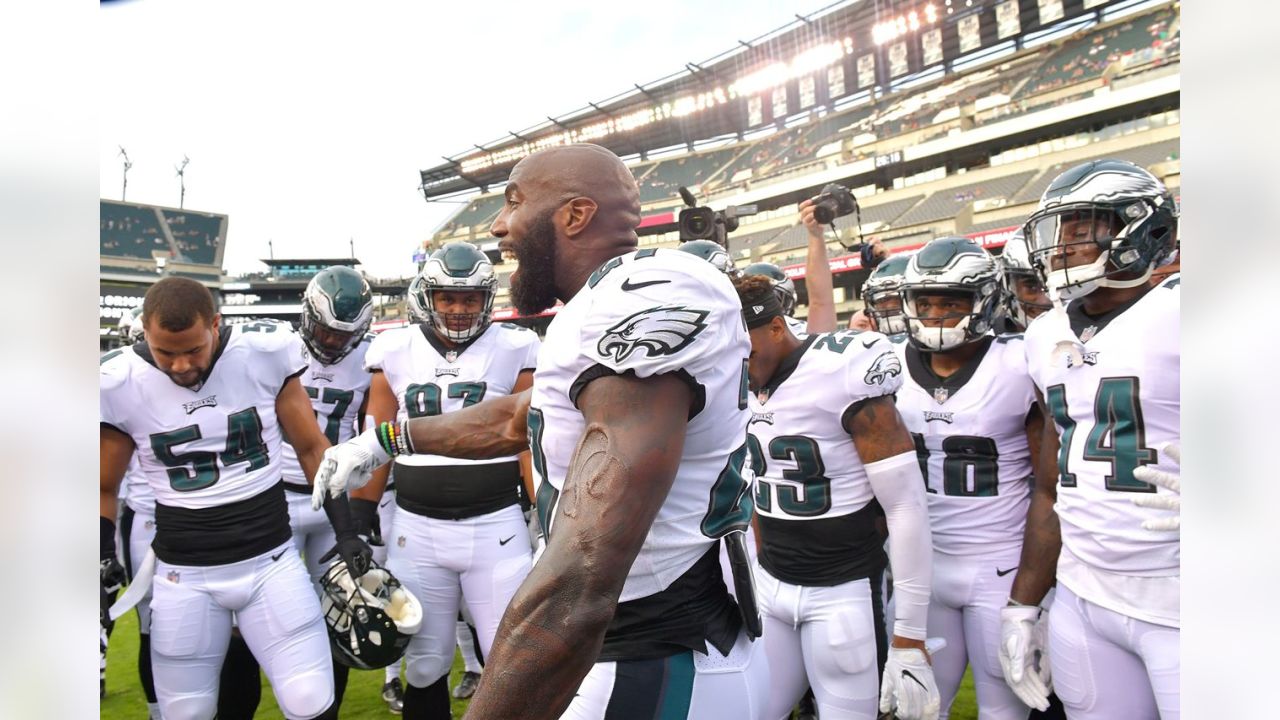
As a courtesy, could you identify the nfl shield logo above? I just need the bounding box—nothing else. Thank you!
[1080,325,1098,343]
[445,350,458,364]
[757,389,770,405]
[933,387,950,404]
[166,570,180,584]
[397,536,406,548]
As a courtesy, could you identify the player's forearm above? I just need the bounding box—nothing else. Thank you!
[100,489,118,524]
[804,229,837,334]
[463,559,616,719]
[1010,488,1060,605]
[405,389,530,460]
[867,450,933,640]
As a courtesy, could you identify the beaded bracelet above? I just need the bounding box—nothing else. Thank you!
[376,420,416,457]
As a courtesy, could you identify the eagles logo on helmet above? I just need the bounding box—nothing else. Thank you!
[900,237,1003,352]
[320,559,423,670]
[300,266,375,366]
[1022,159,1178,303]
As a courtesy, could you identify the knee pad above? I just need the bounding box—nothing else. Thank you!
[273,670,335,720]
[160,694,219,720]
[404,654,452,690]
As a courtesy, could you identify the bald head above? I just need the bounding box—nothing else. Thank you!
[509,144,641,236]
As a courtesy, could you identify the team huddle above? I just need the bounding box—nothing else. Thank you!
[101,143,1180,720]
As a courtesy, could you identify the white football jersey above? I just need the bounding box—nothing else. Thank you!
[280,336,374,485]
[749,330,903,584]
[365,322,540,468]
[785,315,807,337]
[530,248,752,603]
[894,335,1036,556]
[123,456,155,515]
[100,320,308,510]
[1025,276,1180,624]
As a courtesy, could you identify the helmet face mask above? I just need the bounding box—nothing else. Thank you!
[862,253,911,335]
[900,237,1001,352]
[417,242,496,343]
[741,262,797,316]
[301,267,374,365]
[1024,159,1178,303]
[999,232,1052,329]
[320,560,422,670]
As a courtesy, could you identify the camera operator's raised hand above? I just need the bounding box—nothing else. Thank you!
[797,198,837,333]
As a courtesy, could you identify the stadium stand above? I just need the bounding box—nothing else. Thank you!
[717,126,810,185]
[859,195,926,228]
[894,171,1037,227]
[638,146,743,205]
[101,202,172,260]
[440,193,506,234]
[159,209,223,265]
[1017,7,1178,100]
[1011,137,1179,204]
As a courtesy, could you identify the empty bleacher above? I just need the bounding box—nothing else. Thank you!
[1011,138,1180,204]
[858,195,925,228]
[894,171,1037,227]
[441,193,506,234]
[638,147,743,205]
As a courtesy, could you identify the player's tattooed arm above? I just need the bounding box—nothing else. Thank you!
[1010,392,1061,606]
[100,425,135,523]
[351,371,397,503]
[845,395,917,462]
[403,387,532,460]
[464,373,692,720]
[513,370,538,503]
[276,376,332,484]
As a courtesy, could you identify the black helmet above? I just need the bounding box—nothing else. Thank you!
[740,262,797,316]
[320,560,422,670]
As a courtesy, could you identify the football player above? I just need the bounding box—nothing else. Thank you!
[314,143,770,719]
[894,237,1044,719]
[1001,160,1180,719]
[283,266,376,711]
[733,275,939,720]
[348,241,540,719]
[862,253,912,337]
[740,262,807,337]
[998,231,1052,333]
[100,277,372,720]
[676,238,738,276]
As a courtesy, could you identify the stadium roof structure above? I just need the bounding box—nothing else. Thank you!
[260,257,361,267]
[419,0,1139,199]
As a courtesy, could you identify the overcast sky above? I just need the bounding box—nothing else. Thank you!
[99,0,839,278]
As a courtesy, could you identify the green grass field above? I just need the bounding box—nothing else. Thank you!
[102,611,979,718]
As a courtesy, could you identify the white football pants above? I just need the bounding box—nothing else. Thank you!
[385,503,532,689]
[756,562,884,720]
[560,628,768,720]
[1049,583,1179,720]
[928,548,1032,720]
[124,507,157,632]
[149,541,333,720]
[285,490,336,585]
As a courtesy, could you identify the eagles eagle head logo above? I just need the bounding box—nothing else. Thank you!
[864,350,903,386]
[597,306,710,363]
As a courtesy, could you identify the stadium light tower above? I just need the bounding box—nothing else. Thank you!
[175,155,190,209]
[118,146,132,201]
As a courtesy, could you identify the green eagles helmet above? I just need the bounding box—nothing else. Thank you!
[998,231,1051,330]
[1023,159,1178,303]
[861,252,911,335]
[301,266,374,365]
[900,237,1002,352]
[677,240,739,277]
[740,262,797,316]
[413,241,497,343]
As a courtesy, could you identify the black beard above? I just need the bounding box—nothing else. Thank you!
[510,210,560,316]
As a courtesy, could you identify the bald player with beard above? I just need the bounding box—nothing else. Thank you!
[313,143,769,720]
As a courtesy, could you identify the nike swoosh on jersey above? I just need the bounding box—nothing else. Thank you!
[862,337,881,348]
[620,278,671,291]
[271,550,287,562]
[996,566,1018,577]
[498,535,516,546]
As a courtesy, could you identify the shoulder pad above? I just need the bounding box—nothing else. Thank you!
[99,349,132,392]
[995,333,1025,344]
[233,321,300,352]
[1161,274,1180,289]
[499,322,530,332]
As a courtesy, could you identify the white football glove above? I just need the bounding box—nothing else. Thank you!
[999,605,1051,711]
[879,644,942,720]
[1132,443,1180,532]
[310,427,391,511]
[1031,604,1053,690]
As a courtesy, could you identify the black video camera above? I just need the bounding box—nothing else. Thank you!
[677,186,756,247]
[811,183,860,224]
